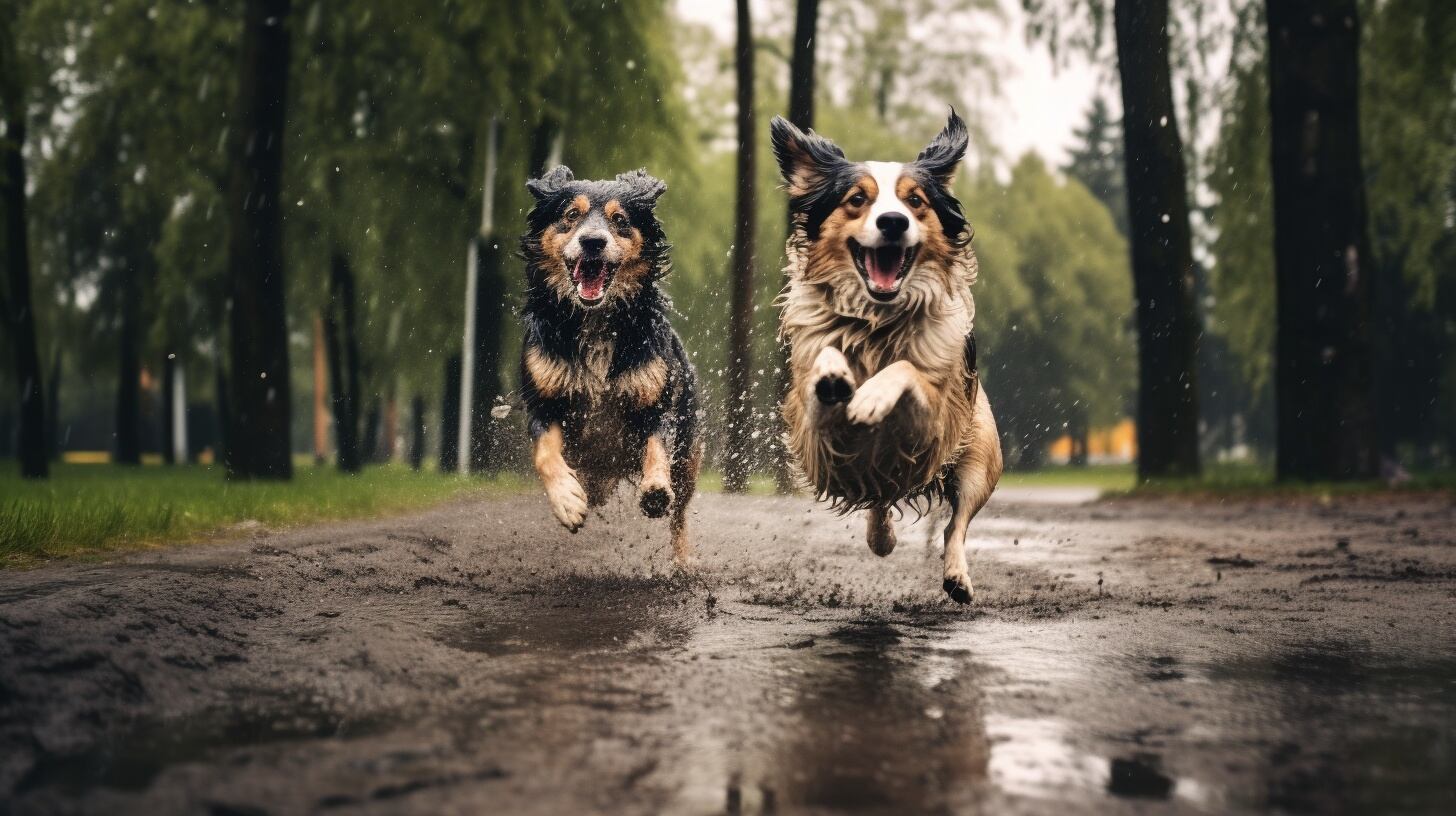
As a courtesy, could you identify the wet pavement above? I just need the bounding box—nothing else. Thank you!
[1,489,1454,814]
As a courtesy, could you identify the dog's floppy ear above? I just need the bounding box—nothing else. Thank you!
[915,108,969,185]
[526,165,575,201]
[770,116,847,202]
[615,169,667,206]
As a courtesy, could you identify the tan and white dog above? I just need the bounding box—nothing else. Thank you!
[771,110,1002,604]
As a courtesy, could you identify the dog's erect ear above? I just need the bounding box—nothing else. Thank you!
[915,108,969,184]
[770,116,848,200]
[616,169,667,206]
[526,165,575,201]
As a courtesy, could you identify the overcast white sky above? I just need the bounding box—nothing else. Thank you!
[674,0,1110,169]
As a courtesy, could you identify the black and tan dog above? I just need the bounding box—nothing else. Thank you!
[519,166,702,565]
[770,110,1003,604]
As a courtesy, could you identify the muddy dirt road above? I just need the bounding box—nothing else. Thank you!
[2,489,1454,815]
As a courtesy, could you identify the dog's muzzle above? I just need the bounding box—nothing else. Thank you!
[849,238,918,301]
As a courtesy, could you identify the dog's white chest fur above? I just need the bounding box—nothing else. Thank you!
[781,279,977,507]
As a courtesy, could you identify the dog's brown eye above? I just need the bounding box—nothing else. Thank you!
[612,213,630,228]
[847,192,867,208]
[906,193,924,208]
[563,208,580,222]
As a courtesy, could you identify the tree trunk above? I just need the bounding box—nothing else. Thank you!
[787,0,819,132]
[1069,408,1090,467]
[362,399,381,464]
[1,77,48,479]
[114,264,142,466]
[439,353,461,473]
[528,115,561,177]
[47,347,61,460]
[1266,0,1378,481]
[1113,0,1202,481]
[409,394,425,471]
[324,248,362,472]
[224,0,293,480]
[773,0,820,493]
[467,236,507,474]
[0,407,12,459]
[311,314,328,465]
[214,359,231,467]
[383,393,398,462]
[723,0,758,493]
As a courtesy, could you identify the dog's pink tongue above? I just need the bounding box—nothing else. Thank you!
[574,259,606,301]
[578,276,605,301]
[866,249,900,291]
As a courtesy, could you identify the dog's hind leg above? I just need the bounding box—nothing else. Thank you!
[534,424,589,532]
[867,506,897,557]
[640,435,675,519]
[941,387,1002,604]
[668,442,703,567]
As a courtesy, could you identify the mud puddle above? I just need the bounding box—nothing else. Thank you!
[14,692,391,796]
[3,492,1455,813]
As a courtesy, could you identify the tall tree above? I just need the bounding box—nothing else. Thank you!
[773,0,822,492]
[224,0,293,480]
[323,248,363,472]
[46,347,60,460]
[409,394,425,471]
[1265,0,1377,480]
[722,0,757,493]
[0,4,47,479]
[1361,0,1456,466]
[1063,94,1128,237]
[971,155,1136,469]
[1113,0,1202,480]
[787,0,820,132]
[439,353,461,474]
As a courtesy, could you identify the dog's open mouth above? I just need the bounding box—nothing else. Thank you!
[849,239,917,301]
[571,257,616,304]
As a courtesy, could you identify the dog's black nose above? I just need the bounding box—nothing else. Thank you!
[579,234,608,255]
[876,212,910,241]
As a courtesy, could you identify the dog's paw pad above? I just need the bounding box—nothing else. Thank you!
[943,575,974,605]
[815,375,853,405]
[640,485,672,518]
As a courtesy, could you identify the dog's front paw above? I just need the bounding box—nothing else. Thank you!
[811,348,855,406]
[942,570,974,605]
[815,373,853,405]
[847,379,901,425]
[546,476,589,532]
[639,482,673,518]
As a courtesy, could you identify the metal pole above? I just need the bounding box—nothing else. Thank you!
[458,116,499,475]
[172,361,188,463]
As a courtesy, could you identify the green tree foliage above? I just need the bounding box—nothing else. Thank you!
[1062,94,1128,236]
[18,0,686,465]
[1207,14,1273,399]
[969,155,1136,468]
[3,0,1188,477]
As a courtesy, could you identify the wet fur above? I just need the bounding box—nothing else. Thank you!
[520,166,702,564]
[771,112,1003,603]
